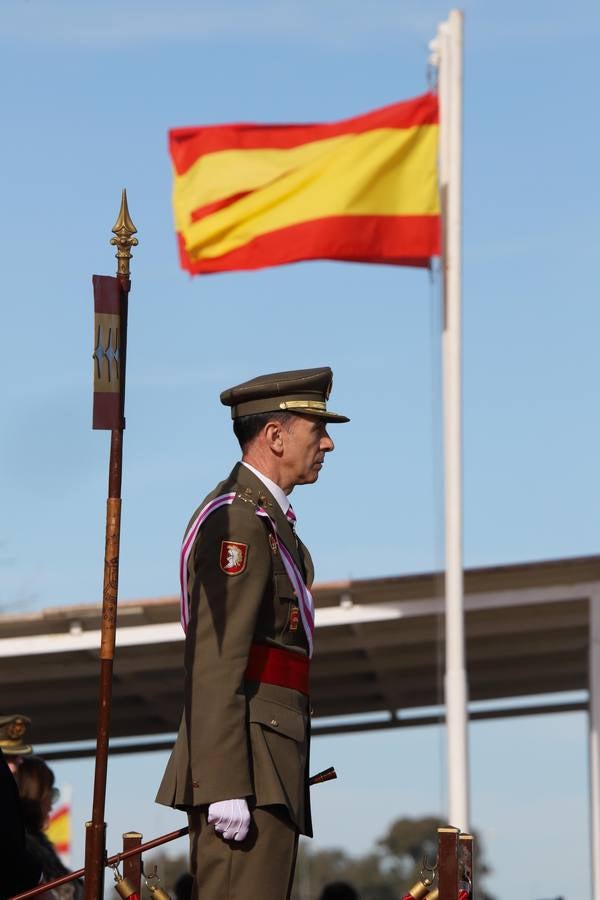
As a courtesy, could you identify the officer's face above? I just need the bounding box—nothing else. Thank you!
[284,415,334,487]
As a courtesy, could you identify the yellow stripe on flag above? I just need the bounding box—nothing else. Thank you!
[174,132,350,230]
[176,124,438,261]
[46,805,71,853]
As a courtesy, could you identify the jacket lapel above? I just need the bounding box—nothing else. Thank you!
[297,536,314,588]
[233,463,303,572]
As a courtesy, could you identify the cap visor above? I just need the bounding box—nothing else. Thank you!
[294,409,350,424]
[2,744,32,755]
[322,412,350,423]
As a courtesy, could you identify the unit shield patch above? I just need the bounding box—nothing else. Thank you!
[220,540,248,575]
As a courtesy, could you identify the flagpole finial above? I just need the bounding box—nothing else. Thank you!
[428,36,441,69]
[110,188,138,278]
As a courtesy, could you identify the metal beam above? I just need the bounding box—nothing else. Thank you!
[38,699,587,761]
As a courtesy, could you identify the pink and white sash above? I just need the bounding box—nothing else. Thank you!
[179,493,314,657]
[255,505,314,658]
[179,492,236,633]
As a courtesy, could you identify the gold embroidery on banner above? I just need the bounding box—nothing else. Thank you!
[93,313,120,393]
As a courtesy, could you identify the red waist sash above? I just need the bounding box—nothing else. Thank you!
[245,643,310,695]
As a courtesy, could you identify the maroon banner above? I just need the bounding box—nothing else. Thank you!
[92,275,123,430]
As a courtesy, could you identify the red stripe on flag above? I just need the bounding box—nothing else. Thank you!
[169,92,438,175]
[190,190,253,222]
[49,803,70,819]
[177,214,439,274]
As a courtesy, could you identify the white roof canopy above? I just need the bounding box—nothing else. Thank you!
[1,555,596,758]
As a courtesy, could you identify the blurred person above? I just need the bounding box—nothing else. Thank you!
[0,746,42,900]
[14,756,83,900]
[318,883,359,900]
[174,872,193,900]
[156,368,349,900]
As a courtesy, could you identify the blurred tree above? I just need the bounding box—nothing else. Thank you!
[292,815,495,900]
[141,850,189,896]
[343,852,398,900]
[142,816,495,900]
[376,816,494,900]
[291,843,398,900]
[291,844,351,900]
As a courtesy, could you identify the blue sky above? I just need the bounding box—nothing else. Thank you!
[1,0,599,896]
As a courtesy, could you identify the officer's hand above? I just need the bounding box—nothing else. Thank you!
[207,798,251,841]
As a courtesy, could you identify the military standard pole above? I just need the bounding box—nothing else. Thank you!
[122,831,143,897]
[437,826,459,900]
[84,191,138,900]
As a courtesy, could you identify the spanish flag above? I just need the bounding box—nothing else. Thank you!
[46,800,71,863]
[170,92,440,275]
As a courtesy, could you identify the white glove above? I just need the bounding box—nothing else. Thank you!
[207,798,251,841]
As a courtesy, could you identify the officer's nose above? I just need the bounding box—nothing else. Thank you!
[321,431,334,453]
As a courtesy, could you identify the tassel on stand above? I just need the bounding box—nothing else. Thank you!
[403,855,438,899]
[111,864,139,900]
[145,866,172,900]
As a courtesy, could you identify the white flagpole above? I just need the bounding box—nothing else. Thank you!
[589,593,600,900]
[437,8,470,831]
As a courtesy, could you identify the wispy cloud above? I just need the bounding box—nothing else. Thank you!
[2,1,596,49]
[1,0,443,48]
[127,366,230,389]
[470,9,600,47]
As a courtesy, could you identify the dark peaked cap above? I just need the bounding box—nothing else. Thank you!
[0,714,32,756]
[220,367,350,423]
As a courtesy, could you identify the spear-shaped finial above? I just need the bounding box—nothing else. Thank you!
[110,188,138,278]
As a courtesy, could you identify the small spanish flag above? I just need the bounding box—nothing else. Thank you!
[46,798,71,864]
[169,92,440,275]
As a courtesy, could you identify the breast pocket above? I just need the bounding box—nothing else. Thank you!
[274,569,296,600]
[274,571,301,639]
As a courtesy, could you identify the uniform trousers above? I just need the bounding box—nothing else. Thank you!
[188,804,299,900]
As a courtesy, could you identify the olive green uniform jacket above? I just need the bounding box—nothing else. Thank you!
[156,463,314,837]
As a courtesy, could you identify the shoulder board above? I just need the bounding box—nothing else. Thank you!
[236,488,257,507]
[235,487,276,514]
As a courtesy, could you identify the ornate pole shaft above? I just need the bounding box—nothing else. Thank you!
[85,191,138,900]
[437,827,460,900]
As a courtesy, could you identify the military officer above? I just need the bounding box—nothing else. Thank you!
[156,367,349,900]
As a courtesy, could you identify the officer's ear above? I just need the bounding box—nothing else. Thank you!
[263,419,285,455]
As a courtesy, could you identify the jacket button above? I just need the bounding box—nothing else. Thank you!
[270,719,279,727]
